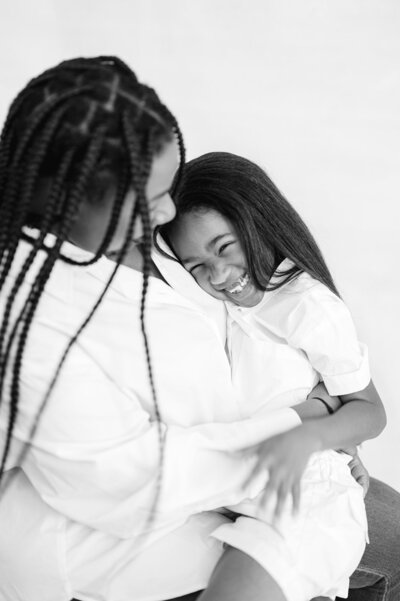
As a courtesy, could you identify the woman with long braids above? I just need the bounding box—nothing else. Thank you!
[0,57,399,601]
[0,56,333,601]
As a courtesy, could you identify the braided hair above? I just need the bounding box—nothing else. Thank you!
[0,57,185,525]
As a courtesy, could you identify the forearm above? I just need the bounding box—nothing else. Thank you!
[304,391,386,452]
[293,381,341,421]
[24,402,300,538]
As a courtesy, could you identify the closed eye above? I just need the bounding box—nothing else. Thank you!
[219,241,235,254]
[189,263,203,274]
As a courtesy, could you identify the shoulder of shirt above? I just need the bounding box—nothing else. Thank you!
[266,262,335,304]
[247,264,344,329]
[9,237,130,303]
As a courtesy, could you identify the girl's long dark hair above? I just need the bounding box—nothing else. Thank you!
[0,57,185,529]
[165,151,338,296]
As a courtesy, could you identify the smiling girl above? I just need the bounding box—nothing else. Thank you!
[165,151,386,601]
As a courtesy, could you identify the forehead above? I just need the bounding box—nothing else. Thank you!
[171,209,234,252]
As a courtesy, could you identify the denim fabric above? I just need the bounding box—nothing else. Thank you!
[344,477,400,601]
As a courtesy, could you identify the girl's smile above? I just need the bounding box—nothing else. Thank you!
[168,209,264,308]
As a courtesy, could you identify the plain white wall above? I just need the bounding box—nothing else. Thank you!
[1,0,399,489]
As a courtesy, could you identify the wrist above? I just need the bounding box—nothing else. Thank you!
[293,397,331,421]
[314,396,334,415]
[302,420,325,453]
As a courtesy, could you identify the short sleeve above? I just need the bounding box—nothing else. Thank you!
[272,282,370,396]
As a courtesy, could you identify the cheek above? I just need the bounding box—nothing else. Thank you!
[71,202,111,251]
[115,201,140,239]
[194,273,224,300]
[192,272,206,289]
[229,246,247,266]
[192,271,210,294]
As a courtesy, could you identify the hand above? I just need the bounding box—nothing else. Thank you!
[340,447,370,497]
[244,423,321,519]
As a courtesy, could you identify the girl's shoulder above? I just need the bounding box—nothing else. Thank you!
[265,259,336,308]
[245,262,348,341]
[278,270,320,296]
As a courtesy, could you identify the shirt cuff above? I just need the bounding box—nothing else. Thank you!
[322,344,371,396]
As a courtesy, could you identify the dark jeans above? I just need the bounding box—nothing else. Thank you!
[345,477,400,601]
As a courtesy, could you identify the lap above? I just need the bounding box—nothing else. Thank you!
[165,477,400,601]
[67,511,227,601]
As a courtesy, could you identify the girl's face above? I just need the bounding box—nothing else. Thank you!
[69,139,179,265]
[169,209,264,307]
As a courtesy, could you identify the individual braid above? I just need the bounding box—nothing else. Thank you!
[0,148,74,382]
[0,80,51,195]
[0,238,64,474]
[12,199,142,474]
[10,125,140,473]
[1,122,105,362]
[0,88,88,236]
[1,195,78,474]
[121,111,166,536]
[0,127,106,474]
[0,102,74,289]
[0,135,103,404]
[150,105,185,251]
[157,105,186,194]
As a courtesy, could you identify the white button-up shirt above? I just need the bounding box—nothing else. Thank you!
[0,237,300,601]
[226,259,370,417]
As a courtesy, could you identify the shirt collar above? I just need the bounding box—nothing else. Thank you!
[23,227,96,263]
[21,229,226,333]
[226,257,296,317]
[22,228,146,301]
[152,235,227,341]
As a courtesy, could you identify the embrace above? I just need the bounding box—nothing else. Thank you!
[0,57,399,601]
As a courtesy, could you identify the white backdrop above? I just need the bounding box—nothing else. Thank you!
[1,0,399,490]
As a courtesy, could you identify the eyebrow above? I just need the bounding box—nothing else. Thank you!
[181,233,232,264]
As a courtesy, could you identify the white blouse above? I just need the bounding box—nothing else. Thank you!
[226,259,370,417]
[0,237,300,601]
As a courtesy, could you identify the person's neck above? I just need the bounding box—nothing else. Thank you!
[113,245,168,282]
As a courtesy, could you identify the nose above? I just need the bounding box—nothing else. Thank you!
[151,194,176,227]
[209,261,230,289]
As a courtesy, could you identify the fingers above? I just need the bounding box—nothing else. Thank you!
[257,472,278,512]
[242,447,273,491]
[358,474,369,497]
[291,481,301,515]
[348,453,370,497]
[242,459,266,492]
[355,465,370,497]
[340,446,357,457]
[273,479,292,519]
[257,472,302,521]
[273,479,302,519]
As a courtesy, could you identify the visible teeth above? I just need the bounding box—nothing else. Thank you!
[225,273,250,294]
